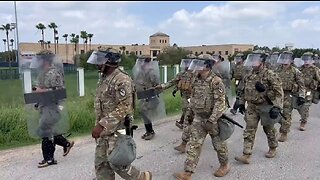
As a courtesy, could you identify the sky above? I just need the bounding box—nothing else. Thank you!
[0,1,320,49]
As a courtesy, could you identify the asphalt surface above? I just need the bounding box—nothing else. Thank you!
[1,100,320,180]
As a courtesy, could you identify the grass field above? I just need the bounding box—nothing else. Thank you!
[0,67,182,149]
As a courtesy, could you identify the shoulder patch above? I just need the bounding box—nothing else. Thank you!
[119,88,126,97]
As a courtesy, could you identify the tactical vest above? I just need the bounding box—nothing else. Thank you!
[191,73,223,114]
[177,71,193,97]
[301,66,319,90]
[244,69,274,104]
[276,66,299,93]
[95,69,134,121]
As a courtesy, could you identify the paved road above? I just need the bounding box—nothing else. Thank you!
[1,102,320,180]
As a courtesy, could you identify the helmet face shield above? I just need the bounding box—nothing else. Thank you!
[180,59,192,71]
[301,55,314,65]
[188,59,207,72]
[244,54,262,67]
[277,53,293,65]
[87,51,108,65]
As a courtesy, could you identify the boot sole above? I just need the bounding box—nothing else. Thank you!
[63,141,74,156]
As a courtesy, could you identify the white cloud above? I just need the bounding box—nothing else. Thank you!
[290,19,311,29]
[303,6,320,15]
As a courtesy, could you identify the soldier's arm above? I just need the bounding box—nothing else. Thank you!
[98,78,133,134]
[315,67,320,82]
[295,68,306,98]
[238,77,246,105]
[268,71,284,109]
[209,77,227,123]
[160,73,180,90]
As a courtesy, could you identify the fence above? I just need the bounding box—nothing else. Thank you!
[0,63,77,80]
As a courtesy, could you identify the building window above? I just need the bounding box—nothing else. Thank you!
[200,51,203,54]
[152,50,157,57]
[165,40,167,43]
[159,40,161,43]
[219,51,221,55]
[126,51,129,55]
[225,51,228,55]
[195,52,198,55]
[212,51,215,54]
[135,51,138,55]
[140,51,142,55]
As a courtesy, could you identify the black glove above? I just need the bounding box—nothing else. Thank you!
[269,106,281,119]
[124,115,132,127]
[297,97,305,106]
[34,103,39,108]
[255,82,266,92]
[172,90,177,97]
[239,104,246,115]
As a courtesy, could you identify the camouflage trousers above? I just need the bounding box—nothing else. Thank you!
[280,93,294,134]
[296,100,312,124]
[181,108,194,143]
[185,115,228,173]
[95,136,144,180]
[243,103,278,155]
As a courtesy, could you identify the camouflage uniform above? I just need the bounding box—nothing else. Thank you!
[94,68,147,180]
[275,65,305,138]
[238,67,283,157]
[159,70,194,144]
[184,71,228,173]
[230,62,248,114]
[297,65,320,125]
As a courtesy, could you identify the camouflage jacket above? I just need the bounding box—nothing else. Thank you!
[189,71,227,123]
[160,70,194,98]
[95,68,135,135]
[231,63,246,81]
[239,67,284,108]
[36,66,64,89]
[300,65,320,91]
[275,65,305,98]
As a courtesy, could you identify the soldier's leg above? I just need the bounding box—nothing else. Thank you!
[184,120,207,173]
[38,137,56,168]
[235,104,259,164]
[279,94,293,142]
[210,135,230,177]
[230,98,239,115]
[174,115,191,153]
[140,109,155,140]
[54,135,74,156]
[297,103,311,131]
[95,138,115,180]
[113,165,152,180]
[263,124,278,158]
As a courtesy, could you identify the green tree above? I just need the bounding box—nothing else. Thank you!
[157,46,191,65]
[62,34,69,62]
[35,23,46,49]
[120,53,137,69]
[80,31,88,53]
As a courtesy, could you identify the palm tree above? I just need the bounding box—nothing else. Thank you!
[36,23,46,49]
[55,36,59,54]
[48,22,58,53]
[10,39,14,51]
[70,33,76,57]
[70,34,80,55]
[47,41,51,49]
[2,39,6,51]
[0,24,11,53]
[75,35,80,54]
[62,34,68,62]
[80,30,87,53]
[87,33,93,50]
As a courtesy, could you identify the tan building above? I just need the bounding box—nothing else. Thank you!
[19,32,253,64]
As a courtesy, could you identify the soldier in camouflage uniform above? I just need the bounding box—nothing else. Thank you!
[235,50,283,164]
[89,49,152,180]
[230,53,247,115]
[314,54,320,68]
[33,50,74,168]
[154,54,195,153]
[274,51,306,142]
[296,52,320,131]
[173,54,231,179]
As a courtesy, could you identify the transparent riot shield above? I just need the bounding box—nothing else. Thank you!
[23,52,69,138]
[294,58,304,68]
[213,60,232,102]
[132,58,166,121]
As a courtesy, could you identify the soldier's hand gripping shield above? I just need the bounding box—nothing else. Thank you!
[24,50,69,138]
[132,57,166,121]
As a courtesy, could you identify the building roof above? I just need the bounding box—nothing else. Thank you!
[150,32,169,37]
